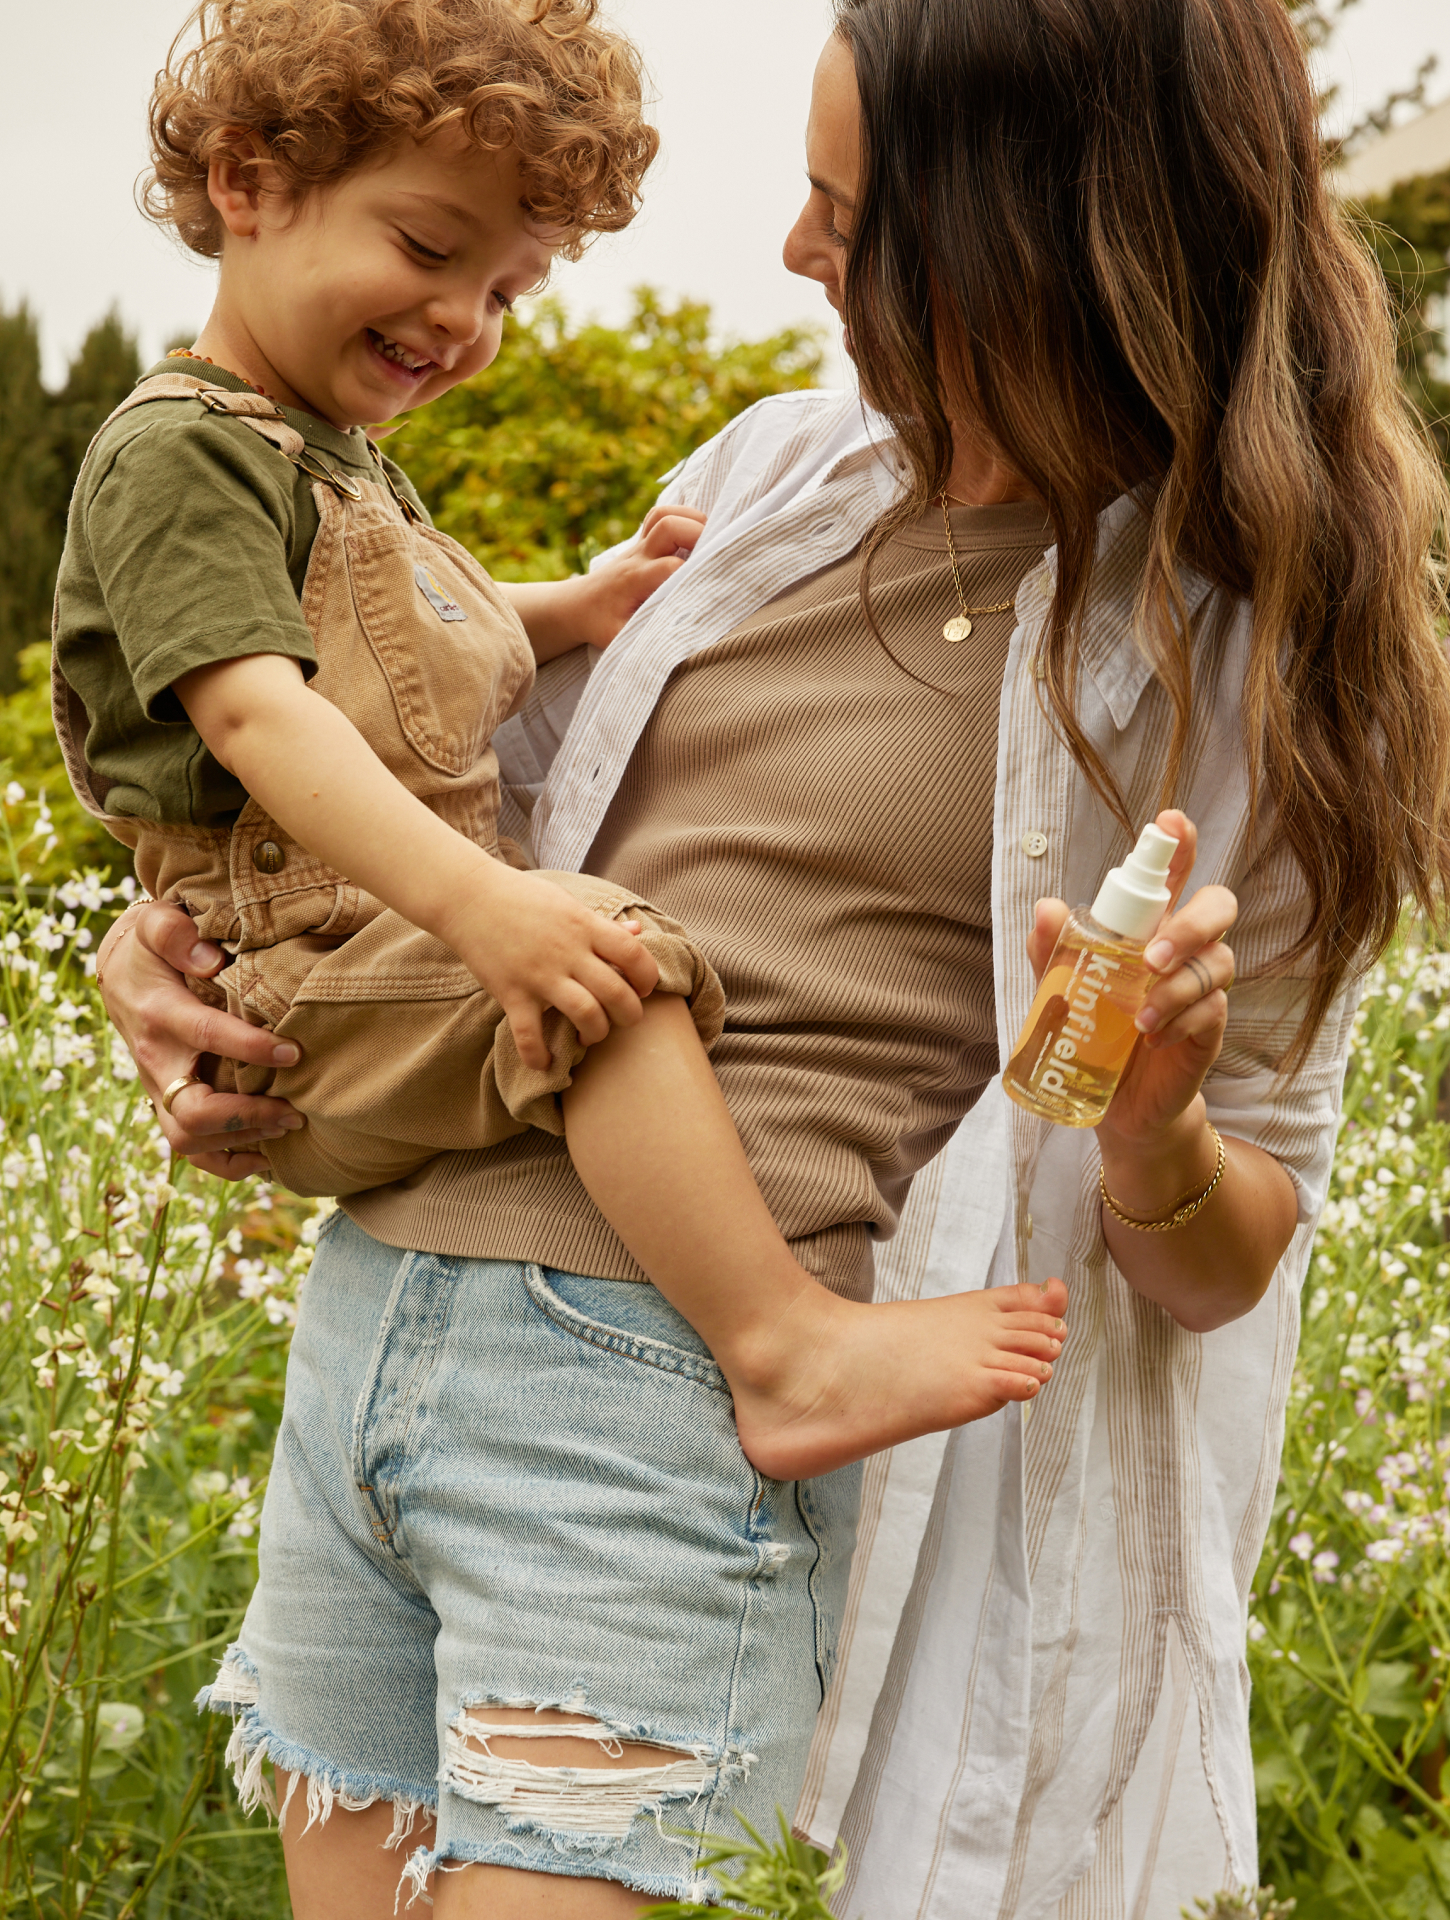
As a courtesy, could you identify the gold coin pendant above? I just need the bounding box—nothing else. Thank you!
[943,614,973,643]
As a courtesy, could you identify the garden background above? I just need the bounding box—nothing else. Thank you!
[3,6,1450,1914]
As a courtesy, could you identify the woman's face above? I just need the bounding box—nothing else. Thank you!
[782,35,861,340]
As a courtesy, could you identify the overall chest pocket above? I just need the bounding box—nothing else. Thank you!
[346,523,531,777]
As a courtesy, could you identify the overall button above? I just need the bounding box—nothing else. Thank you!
[252,840,286,875]
[1021,830,1049,858]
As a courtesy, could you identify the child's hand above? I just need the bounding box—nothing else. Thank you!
[505,508,708,662]
[445,867,661,1070]
[576,505,708,648]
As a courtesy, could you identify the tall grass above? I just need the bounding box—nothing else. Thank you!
[2,771,1449,1916]
[0,789,302,1915]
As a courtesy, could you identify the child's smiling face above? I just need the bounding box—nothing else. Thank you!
[199,131,558,428]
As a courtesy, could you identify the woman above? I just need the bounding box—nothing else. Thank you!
[98,0,1450,1912]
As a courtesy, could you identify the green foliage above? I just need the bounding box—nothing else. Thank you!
[386,288,822,582]
[1184,1889,1296,1919]
[642,1813,846,1918]
[1245,937,1450,1917]
[0,308,140,696]
[0,645,127,886]
[0,791,302,1916]
[0,309,63,701]
[1351,169,1450,464]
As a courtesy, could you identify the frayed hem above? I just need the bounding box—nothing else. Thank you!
[397,1841,717,1909]
[197,1646,434,1849]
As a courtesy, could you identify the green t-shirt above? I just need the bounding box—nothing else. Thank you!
[54,357,429,828]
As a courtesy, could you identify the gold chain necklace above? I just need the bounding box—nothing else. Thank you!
[939,491,1015,642]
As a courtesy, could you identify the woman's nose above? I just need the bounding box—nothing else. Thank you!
[783,205,840,296]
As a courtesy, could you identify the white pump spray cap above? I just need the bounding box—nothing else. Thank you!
[1089,822,1178,942]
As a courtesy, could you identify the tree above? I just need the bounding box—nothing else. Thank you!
[0,306,141,694]
[0,306,62,694]
[1352,169,1450,465]
[1288,0,1450,469]
[386,288,823,581]
[50,310,144,496]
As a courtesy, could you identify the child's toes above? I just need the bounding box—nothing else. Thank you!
[992,1322,1061,1361]
[991,1279,1068,1325]
[990,1367,1047,1403]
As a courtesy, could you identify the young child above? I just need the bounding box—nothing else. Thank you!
[56,0,1067,1481]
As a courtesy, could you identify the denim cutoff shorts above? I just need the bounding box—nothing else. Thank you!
[199,1211,861,1902]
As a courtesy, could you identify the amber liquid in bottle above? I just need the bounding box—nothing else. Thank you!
[1001,910,1155,1127]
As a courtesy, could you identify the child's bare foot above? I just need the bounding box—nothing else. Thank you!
[722,1277,1069,1481]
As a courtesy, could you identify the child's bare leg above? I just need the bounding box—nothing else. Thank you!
[562,995,1067,1480]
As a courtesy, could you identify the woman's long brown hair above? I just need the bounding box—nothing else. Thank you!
[834,0,1450,1059]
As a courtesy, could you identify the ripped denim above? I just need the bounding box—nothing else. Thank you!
[198,1211,860,1902]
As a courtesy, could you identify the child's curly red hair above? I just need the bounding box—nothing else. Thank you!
[145,0,657,261]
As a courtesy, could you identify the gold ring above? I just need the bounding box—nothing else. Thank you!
[159,1074,202,1116]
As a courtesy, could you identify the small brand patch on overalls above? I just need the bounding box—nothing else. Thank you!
[415,563,467,622]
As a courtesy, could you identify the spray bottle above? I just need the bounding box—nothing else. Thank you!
[1001,822,1179,1127]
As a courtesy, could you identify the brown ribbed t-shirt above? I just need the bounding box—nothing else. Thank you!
[345,498,1054,1299]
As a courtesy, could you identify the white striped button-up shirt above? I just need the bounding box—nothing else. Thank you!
[495,387,1356,1918]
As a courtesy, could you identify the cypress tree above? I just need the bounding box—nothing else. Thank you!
[0,305,61,693]
[0,306,140,694]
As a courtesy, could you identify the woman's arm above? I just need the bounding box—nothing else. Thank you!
[1029,810,1299,1334]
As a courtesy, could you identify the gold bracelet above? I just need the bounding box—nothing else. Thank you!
[1099,1125,1227,1232]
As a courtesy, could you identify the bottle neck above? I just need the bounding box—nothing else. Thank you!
[1070,905,1152,954]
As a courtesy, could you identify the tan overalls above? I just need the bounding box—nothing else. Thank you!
[54,375,723,1198]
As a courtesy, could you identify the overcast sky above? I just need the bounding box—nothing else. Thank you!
[3,0,1447,391]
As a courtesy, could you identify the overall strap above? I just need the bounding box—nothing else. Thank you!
[53,376,342,828]
[88,373,370,507]
[93,372,309,462]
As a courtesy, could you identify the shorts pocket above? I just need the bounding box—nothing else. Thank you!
[521,1265,730,1394]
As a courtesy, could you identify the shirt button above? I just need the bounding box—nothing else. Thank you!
[1025,1212,1034,1239]
[252,840,285,875]
[1021,831,1048,859]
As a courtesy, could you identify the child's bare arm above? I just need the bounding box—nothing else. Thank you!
[503,506,707,661]
[173,652,657,1066]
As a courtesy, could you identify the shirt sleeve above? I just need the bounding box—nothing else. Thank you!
[1203,830,1363,1224]
[81,412,319,724]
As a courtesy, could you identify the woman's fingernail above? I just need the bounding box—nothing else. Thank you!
[279,1113,305,1129]
[1144,940,1174,970]
[188,943,216,969]
[1134,1005,1161,1034]
[1055,1319,1066,1333]
[271,1042,300,1065]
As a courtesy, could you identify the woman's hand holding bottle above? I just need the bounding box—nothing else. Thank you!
[1021,810,1238,1150]
[1018,811,1293,1333]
